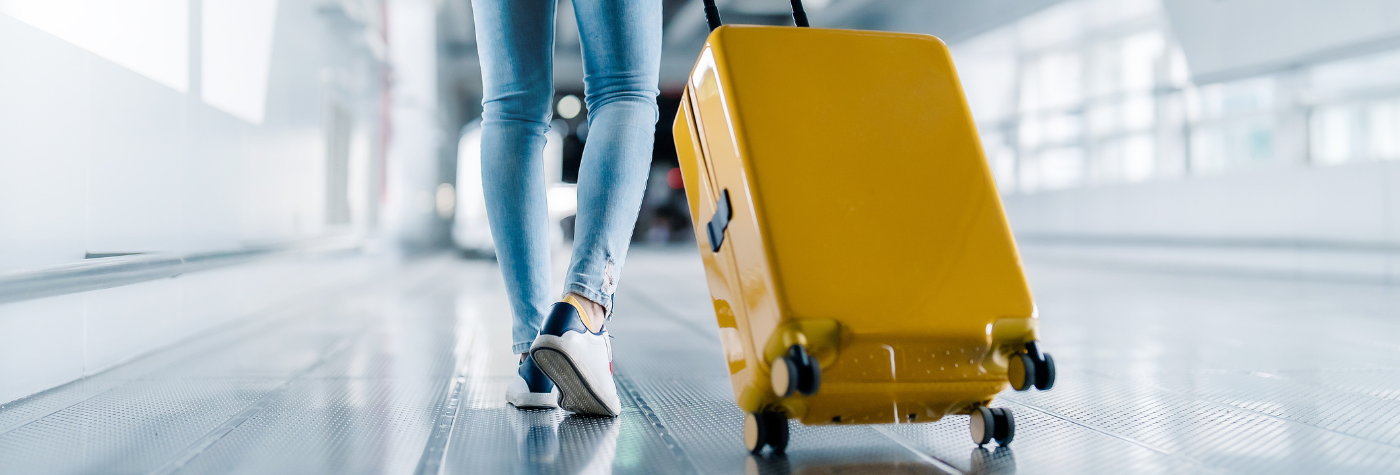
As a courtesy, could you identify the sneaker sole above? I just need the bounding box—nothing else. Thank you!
[531,347,616,417]
[506,390,558,409]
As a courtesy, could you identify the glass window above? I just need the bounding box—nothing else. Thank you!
[1370,100,1400,160]
[950,0,1400,192]
[979,130,1019,193]
[1190,115,1274,173]
[1311,105,1359,165]
[953,28,1019,124]
[1032,147,1088,191]
[1092,134,1156,184]
[1310,99,1400,165]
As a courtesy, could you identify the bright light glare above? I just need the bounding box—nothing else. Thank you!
[557,95,582,119]
[202,0,280,124]
[0,0,189,91]
[435,183,456,219]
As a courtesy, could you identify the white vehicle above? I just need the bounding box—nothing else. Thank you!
[453,120,577,256]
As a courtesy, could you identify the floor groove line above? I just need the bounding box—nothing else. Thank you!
[1075,367,1400,450]
[998,398,1229,474]
[870,425,965,475]
[615,369,705,475]
[0,303,315,438]
[146,335,362,475]
[413,375,467,475]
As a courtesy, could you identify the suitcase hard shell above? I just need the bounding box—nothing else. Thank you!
[672,24,1055,450]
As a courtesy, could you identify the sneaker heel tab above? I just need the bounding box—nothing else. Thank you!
[541,300,593,336]
[562,294,604,333]
[562,294,587,316]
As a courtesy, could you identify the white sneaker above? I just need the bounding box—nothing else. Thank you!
[529,296,621,417]
[506,353,559,409]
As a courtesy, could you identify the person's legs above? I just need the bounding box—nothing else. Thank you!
[528,0,661,418]
[472,0,556,356]
[564,0,663,314]
[473,0,560,408]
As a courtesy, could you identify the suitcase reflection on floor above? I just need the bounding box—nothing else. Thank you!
[745,457,953,475]
[743,447,1015,475]
[470,369,1013,475]
[970,446,1018,475]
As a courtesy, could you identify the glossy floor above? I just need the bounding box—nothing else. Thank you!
[2,247,1399,474]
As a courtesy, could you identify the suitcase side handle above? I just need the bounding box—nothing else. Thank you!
[707,189,732,252]
[702,0,809,31]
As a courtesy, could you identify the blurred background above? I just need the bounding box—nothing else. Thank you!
[9,0,1399,271]
[3,1,1400,469]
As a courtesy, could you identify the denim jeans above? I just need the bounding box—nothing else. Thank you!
[472,0,662,354]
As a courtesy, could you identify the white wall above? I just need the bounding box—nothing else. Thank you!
[0,0,384,271]
[1005,160,1400,244]
[0,257,379,404]
[1003,159,1400,281]
[0,0,400,404]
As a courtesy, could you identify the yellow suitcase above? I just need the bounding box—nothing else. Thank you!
[673,2,1057,454]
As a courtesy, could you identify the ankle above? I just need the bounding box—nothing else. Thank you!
[570,293,605,319]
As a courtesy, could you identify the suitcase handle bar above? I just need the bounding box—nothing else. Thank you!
[702,0,810,31]
[791,0,810,28]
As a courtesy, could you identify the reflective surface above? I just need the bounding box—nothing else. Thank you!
[2,248,1400,474]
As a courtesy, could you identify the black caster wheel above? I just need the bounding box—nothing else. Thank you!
[1035,353,1056,391]
[970,406,1015,446]
[770,344,821,397]
[970,407,994,445]
[744,411,790,454]
[1025,341,1056,391]
[1007,353,1036,391]
[991,407,1015,445]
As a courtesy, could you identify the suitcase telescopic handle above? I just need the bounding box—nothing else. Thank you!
[791,0,810,27]
[702,0,810,31]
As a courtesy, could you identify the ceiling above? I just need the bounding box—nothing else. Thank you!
[438,0,1068,93]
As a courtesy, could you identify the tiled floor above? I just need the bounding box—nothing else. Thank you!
[2,247,1399,474]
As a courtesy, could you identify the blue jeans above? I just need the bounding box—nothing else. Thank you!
[473,0,661,354]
